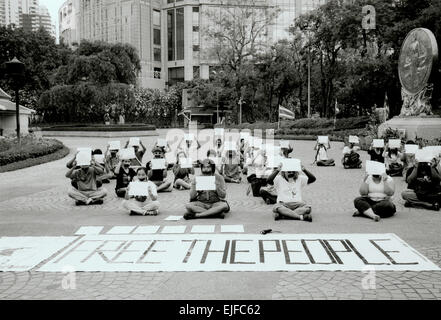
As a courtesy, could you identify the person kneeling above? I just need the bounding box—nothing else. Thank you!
[123,167,160,216]
[66,158,107,206]
[353,166,396,221]
[184,159,230,220]
[268,160,316,222]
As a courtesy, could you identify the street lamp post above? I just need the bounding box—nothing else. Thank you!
[307,29,311,119]
[238,97,243,125]
[5,57,25,144]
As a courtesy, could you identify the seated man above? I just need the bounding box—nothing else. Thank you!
[115,158,137,198]
[314,141,335,166]
[222,150,242,183]
[92,149,110,184]
[353,172,396,221]
[125,139,146,166]
[146,147,173,192]
[342,143,362,169]
[267,161,316,222]
[66,158,107,206]
[123,167,160,216]
[402,160,441,211]
[184,159,230,220]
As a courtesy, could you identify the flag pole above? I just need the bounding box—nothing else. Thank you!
[278,106,280,131]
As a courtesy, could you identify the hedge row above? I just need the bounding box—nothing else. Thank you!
[0,138,65,166]
[42,124,156,132]
[228,117,370,131]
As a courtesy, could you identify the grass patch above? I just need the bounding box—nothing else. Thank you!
[0,145,70,173]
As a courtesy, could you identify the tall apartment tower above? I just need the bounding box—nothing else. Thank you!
[0,0,20,27]
[62,0,329,90]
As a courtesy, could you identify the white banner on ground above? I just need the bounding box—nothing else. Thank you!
[0,237,77,272]
[35,234,440,272]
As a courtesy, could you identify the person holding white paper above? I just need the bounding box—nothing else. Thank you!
[402,158,441,211]
[123,167,160,216]
[102,144,121,181]
[207,149,223,174]
[173,151,195,190]
[368,140,385,163]
[124,138,146,166]
[222,150,242,183]
[342,140,362,169]
[184,159,229,220]
[178,135,201,160]
[280,141,293,158]
[245,148,268,197]
[146,146,173,192]
[383,141,404,177]
[114,159,137,198]
[266,160,316,221]
[314,138,335,167]
[260,150,289,205]
[66,156,108,206]
[214,138,224,157]
[353,165,396,221]
[402,141,419,179]
[92,149,110,184]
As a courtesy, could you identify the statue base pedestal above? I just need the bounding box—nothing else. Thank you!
[378,116,441,141]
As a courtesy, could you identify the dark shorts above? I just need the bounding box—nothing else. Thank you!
[192,201,230,213]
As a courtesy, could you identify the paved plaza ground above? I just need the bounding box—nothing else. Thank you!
[1,130,441,300]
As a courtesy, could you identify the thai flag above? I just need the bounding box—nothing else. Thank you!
[279,105,295,120]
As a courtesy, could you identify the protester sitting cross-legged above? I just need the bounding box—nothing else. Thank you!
[383,141,404,177]
[125,138,146,166]
[342,140,362,169]
[115,158,137,198]
[173,151,195,190]
[123,167,160,216]
[402,157,441,211]
[222,150,242,183]
[267,159,316,222]
[184,159,230,220]
[353,162,396,221]
[101,144,120,181]
[314,138,335,166]
[368,141,385,163]
[66,153,108,206]
[146,146,173,192]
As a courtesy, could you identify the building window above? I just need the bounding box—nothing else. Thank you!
[176,8,184,60]
[154,68,161,79]
[154,48,161,62]
[192,7,199,12]
[167,10,175,61]
[154,28,161,45]
[168,67,184,86]
[167,0,174,3]
[193,45,199,52]
[192,25,199,32]
[153,9,160,26]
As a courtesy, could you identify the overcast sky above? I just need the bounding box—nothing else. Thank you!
[40,0,65,40]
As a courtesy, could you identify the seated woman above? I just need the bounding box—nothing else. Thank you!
[222,150,242,183]
[353,172,396,221]
[123,167,160,216]
[115,159,137,198]
[184,159,230,220]
[402,160,441,211]
[146,146,173,192]
[368,145,385,163]
[267,161,316,222]
[314,141,335,166]
[66,159,107,206]
[402,141,418,180]
[383,146,404,177]
[173,151,195,190]
[342,143,362,169]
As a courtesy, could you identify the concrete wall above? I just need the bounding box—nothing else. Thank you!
[0,114,30,136]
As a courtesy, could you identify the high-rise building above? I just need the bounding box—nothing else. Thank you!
[63,0,328,90]
[0,0,20,27]
[59,0,80,46]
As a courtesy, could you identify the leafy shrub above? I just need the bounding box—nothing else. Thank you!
[0,136,64,166]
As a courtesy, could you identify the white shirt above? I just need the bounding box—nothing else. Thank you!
[317,147,328,161]
[274,175,308,203]
[130,179,158,202]
[366,176,392,202]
